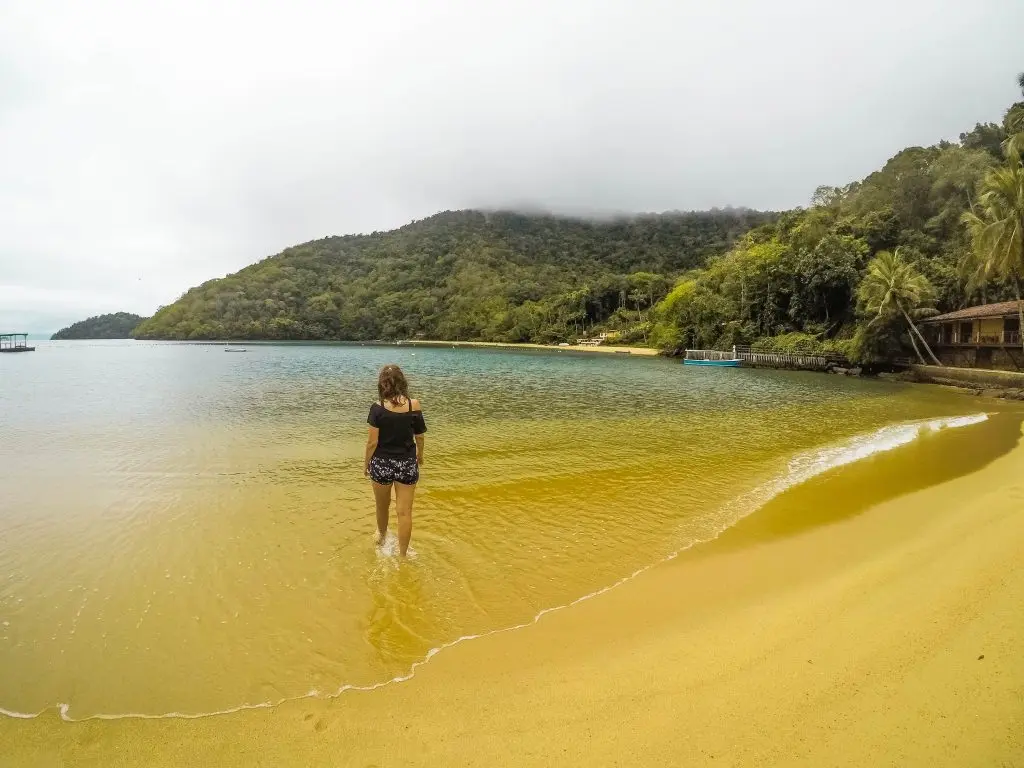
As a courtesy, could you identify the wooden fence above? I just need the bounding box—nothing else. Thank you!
[738,351,832,370]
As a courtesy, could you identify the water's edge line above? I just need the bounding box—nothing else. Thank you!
[1,412,992,723]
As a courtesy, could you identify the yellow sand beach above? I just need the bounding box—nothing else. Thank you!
[3,423,1023,766]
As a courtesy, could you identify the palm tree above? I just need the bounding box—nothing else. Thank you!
[858,249,942,365]
[962,142,1024,354]
[1005,120,1024,159]
[628,288,646,318]
[959,247,991,305]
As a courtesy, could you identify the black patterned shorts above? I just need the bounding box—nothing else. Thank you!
[368,455,419,486]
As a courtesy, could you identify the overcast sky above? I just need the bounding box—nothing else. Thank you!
[2,0,1022,332]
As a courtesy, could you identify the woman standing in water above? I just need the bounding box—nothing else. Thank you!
[364,364,426,556]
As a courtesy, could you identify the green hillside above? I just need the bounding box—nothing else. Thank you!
[135,75,1024,360]
[52,312,147,340]
[649,83,1024,363]
[132,209,774,343]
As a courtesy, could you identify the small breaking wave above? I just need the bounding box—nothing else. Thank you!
[713,412,990,529]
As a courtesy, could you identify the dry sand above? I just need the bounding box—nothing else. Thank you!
[3,425,1023,767]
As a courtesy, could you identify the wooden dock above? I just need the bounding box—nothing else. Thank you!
[0,333,36,353]
[739,350,831,371]
[684,346,850,372]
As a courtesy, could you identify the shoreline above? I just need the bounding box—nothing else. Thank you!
[905,363,1024,400]
[396,338,661,356]
[126,337,663,357]
[3,416,1022,765]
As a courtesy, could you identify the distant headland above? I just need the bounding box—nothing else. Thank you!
[51,312,148,340]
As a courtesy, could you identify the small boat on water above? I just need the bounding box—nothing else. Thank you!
[682,347,741,367]
[683,358,740,367]
[224,347,247,352]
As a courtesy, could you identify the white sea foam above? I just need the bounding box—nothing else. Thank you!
[715,412,991,530]
[790,412,988,478]
[375,532,417,560]
[0,706,43,719]
[3,412,991,723]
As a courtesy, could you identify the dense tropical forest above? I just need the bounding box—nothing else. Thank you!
[650,78,1024,363]
[52,312,147,340]
[136,75,1024,364]
[133,210,774,343]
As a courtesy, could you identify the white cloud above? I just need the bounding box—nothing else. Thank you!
[2,0,1023,331]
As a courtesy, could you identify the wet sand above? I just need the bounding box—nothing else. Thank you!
[3,425,1023,766]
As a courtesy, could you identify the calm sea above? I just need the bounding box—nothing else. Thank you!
[0,340,1016,719]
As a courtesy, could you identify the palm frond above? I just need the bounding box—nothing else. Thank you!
[857,248,937,320]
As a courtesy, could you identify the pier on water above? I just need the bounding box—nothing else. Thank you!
[685,346,849,372]
[0,334,36,353]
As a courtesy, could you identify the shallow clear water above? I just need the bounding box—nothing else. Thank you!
[0,341,1012,719]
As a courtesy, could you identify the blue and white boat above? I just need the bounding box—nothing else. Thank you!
[683,358,741,367]
[682,347,742,367]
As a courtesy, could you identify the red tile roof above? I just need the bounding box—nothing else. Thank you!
[922,300,1024,323]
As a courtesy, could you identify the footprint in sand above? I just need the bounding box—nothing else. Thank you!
[303,711,327,732]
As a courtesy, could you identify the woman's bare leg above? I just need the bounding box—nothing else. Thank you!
[372,481,392,545]
[393,482,417,556]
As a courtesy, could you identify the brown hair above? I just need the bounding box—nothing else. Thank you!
[377,364,410,407]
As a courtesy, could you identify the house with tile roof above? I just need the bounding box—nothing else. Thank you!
[920,300,1023,370]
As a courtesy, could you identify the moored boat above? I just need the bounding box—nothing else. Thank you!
[682,358,740,366]
[682,347,741,367]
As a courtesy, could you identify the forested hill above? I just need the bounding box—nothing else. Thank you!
[132,77,1024,355]
[52,312,147,340]
[131,209,774,342]
[648,82,1024,363]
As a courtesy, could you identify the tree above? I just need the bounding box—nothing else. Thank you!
[857,249,941,365]
[627,272,669,315]
[1006,107,1024,145]
[790,234,867,326]
[960,122,1007,160]
[962,142,1024,354]
[810,185,845,209]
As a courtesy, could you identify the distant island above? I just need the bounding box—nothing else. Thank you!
[134,74,1024,368]
[52,312,147,340]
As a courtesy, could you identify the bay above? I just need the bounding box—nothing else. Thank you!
[0,340,1010,718]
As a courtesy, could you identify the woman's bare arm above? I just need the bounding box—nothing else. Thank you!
[412,398,425,465]
[364,426,379,476]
